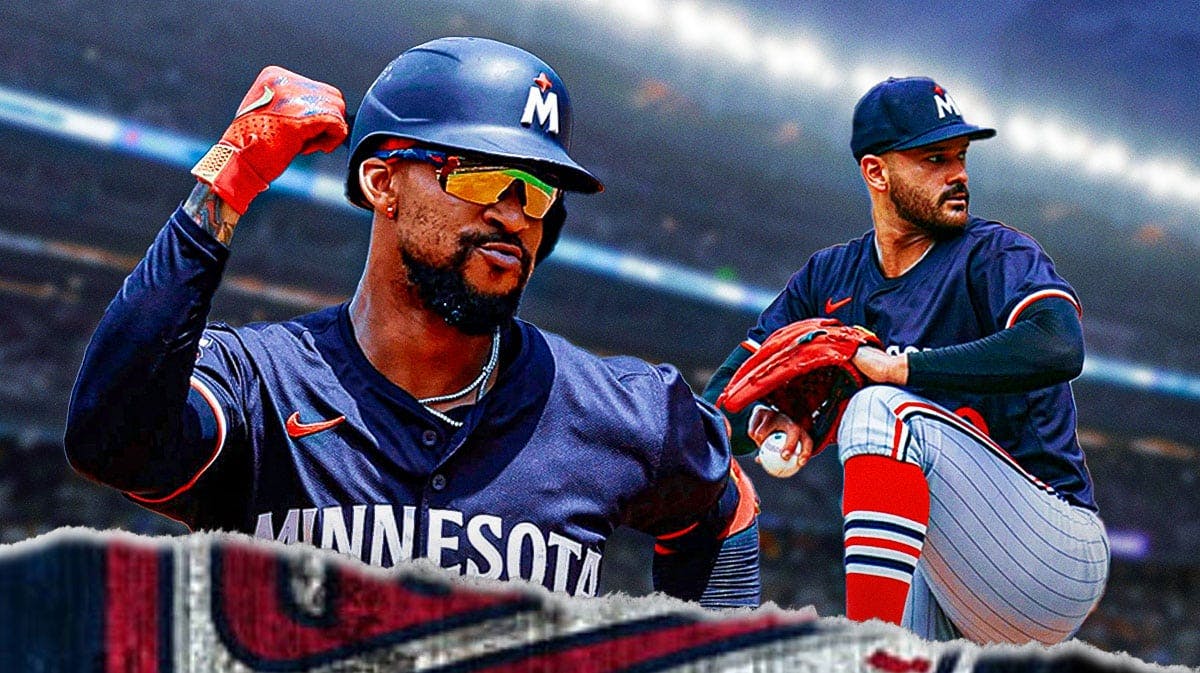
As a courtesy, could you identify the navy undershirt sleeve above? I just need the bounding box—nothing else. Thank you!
[653,517,761,608]
[650,474,761,608]
[907,297,1084,393]
[701,346,756,456]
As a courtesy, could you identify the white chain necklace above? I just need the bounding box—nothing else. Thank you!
[417,327,501,428]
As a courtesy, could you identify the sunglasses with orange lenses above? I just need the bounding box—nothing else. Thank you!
[374,147,560,219]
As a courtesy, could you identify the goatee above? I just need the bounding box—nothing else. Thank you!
[402,235,530,335]
[891,181,969,240]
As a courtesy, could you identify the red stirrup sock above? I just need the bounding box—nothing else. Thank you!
[841,454,930,624]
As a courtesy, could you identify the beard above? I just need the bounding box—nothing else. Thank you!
[401,232,532,335]
[889,177,970,240]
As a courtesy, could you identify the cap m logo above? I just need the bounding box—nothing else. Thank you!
[520,72,559,134]
[934,92,961,119]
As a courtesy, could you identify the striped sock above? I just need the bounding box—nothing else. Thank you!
[842,454,929,624]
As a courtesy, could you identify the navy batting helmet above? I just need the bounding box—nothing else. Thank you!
[345,37,603,211]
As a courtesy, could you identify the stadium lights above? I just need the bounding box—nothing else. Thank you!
[666,1,702,45]
[760,39,796,78]
[851,67,889,97]
[1132,159,1195,200]
[6,81,1200,401]
[672,0,753,62]
[712,16,756,63]
[601,0,665,29]
[1041,121,1091,163]
[538,0,1200,215]
[1003,112,1200,195]
[1005,116,1040,154]
[944,85,997,129]
[768,39,832,83]
[1083,143,1131,176]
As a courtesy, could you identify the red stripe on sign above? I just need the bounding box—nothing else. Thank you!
[473,613,801,673]
[214,544,539,665]
[106,543,161,673]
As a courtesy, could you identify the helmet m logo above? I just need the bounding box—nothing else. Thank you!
[521,73,559,134]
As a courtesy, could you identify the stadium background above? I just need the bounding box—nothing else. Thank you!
[1,0,1198,666]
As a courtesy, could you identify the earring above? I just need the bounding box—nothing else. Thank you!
[385,203,396,219]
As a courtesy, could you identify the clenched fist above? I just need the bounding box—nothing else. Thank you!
[191,66,348,214]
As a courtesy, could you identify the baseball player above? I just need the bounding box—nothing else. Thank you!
[704,77,1109,642]
[65,37,759,607]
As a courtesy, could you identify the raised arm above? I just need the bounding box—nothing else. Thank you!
[65,66,347,506]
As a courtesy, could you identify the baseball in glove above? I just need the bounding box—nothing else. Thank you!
[716,318,882,455]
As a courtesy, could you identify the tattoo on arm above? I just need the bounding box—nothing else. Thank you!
[183,183,241,245]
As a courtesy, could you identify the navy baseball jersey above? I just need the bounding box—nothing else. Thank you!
[67,208,743,598]
[748,217,1095,510]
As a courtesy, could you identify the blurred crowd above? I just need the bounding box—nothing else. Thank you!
[5,1,1200,367]
[1,0,1199,668]
[2,427,1197,667]
[0,433,181,542]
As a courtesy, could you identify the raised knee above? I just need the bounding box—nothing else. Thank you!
[839,385,906,431]
[836,385,913,462]
[843,385,905,417]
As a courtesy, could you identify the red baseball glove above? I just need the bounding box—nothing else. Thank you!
[716,318,882,454]
[191,66,348,214]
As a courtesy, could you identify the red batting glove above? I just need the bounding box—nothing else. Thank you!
[191,66,348,214]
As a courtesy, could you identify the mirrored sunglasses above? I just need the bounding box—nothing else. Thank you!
[374,147,560,219]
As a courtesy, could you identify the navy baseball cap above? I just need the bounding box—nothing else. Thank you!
[851,76,995,160]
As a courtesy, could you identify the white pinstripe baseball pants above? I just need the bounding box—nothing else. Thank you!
[835,386,1110,645]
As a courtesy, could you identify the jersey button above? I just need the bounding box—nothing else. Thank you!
[431,474,447,491]
[421,429,439,447]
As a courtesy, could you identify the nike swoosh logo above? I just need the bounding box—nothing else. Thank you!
[824,296,853,314]
[235,85,274,118]
[285,411,345,438]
